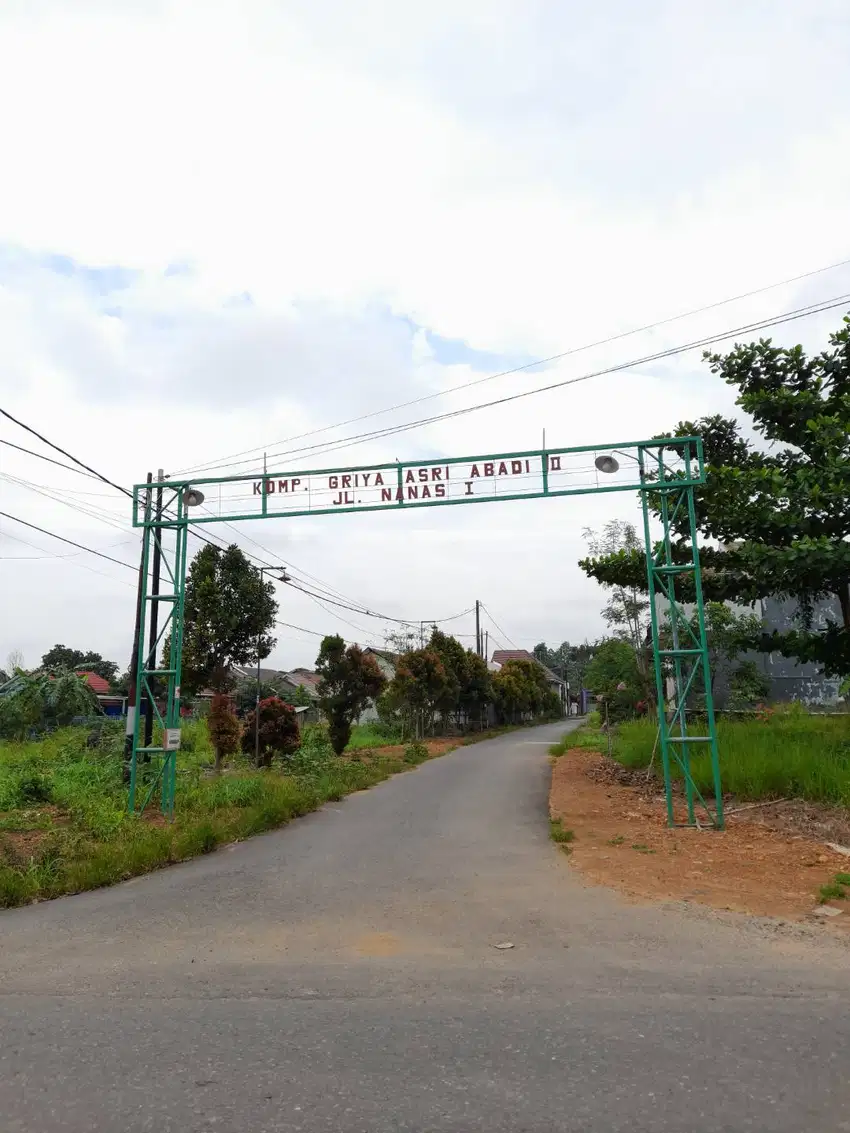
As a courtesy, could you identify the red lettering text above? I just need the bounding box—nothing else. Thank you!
[549,456,561,471]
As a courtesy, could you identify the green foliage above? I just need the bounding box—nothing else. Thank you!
[613,710,850,806]
[727,661,771,710]
[0,716,485,908]
[403,741,429,764]
[660,601,763,695]
[41,644,119,684]
[582,522,650,654]
[385,648,450,735]
[0,671,100,740]
[533,640,595,696]
[580,316,850,676]
[289,683,312,707]
[491,657,554,723]
[346,722,402,749]
[315,636,386,754]
[583,639,645,721]
[178,544,279,694]
[818,880,848,903]
[549,817,575,844]
[207,692,242,772]
[241,696,300,768]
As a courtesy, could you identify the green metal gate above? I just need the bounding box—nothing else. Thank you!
[129,436,723,827]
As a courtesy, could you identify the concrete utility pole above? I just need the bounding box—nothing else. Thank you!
[124,472,152,783]
[475,600,481,658]
[484,630,489,662]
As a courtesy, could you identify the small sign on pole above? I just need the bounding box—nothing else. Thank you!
[163,728,181,752]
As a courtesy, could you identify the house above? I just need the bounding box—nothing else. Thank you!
[490,649,567,710]
[74,671,127,718]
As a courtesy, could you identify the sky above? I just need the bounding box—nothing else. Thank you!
[1,0,850,675]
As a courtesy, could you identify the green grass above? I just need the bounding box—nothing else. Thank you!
[345,722,403,750]
[611,707,850,808]
[0,720,442,909]
[818,879,848,903]
[549,817,575,846]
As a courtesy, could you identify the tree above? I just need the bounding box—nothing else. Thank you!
[660,601,763,699]
[242,697,300,767]
[0,671,100,740]
[581,523,650,658]
[179,544,278,694]
[457,650,493,729]
[41,644,119,683]
[385,648,451,736]
[315,636,386,754]
[583,639,644,722]
[491,658,551,723]
[532,640,596,693]
[5,649,24,675]
[579,316,850,677]
[207,692,242,772]
[289,684,313,708]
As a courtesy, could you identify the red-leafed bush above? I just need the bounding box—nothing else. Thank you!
[242,696,300,767]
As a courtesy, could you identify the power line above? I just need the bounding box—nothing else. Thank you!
[173,259,850,477]
[0,512,137,570]
[0,409,383,619]
[213,291,850,471]
[0,530,138,588]
[480,604,520,650]
[0,408,134,497]
[0,438,102,480]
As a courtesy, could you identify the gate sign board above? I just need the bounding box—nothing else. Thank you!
[134,439,704,526]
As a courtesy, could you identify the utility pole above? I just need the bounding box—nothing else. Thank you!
[475,599,481,658]
[484,629,489,662]
[143,470,164,753]
[124,472,152,784]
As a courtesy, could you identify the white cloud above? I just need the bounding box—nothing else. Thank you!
[1,0,849,671]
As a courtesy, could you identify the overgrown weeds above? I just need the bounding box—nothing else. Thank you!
[0,721,431,909]
[549,817,575,848]
[611,706,850,809]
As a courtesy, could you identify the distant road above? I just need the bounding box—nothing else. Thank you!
[2,721,848,1132]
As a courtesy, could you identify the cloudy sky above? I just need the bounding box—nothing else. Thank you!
[1,0,849,675]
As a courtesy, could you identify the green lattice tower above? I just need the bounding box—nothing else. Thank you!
[128,484,189,818]
[639,442,724,829]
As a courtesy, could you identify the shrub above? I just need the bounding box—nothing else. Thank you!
[208,693,242,773]
[403,741,429,765]
[241,697,300,768]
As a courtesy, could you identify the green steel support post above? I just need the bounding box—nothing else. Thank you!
[639,451,675,826]
[129,491,190,819]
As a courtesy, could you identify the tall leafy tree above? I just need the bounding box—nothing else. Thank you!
[315,636,386,754]
[385,648,450,737]
[491,658,554,723]
[179,544,278,694]
[532,641,596,692]
[581,522,650,658]
[580,316,850,677]
[41,644,119,683]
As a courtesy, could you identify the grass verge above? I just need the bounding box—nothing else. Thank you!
[612,708,850,808]
[0,723,458,910]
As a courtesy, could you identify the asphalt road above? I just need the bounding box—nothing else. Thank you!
[2,721,849,1132]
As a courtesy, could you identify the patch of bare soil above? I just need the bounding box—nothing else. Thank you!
[550,749,850,931]
[354,739,459,762]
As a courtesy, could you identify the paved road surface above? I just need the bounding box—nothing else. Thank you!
[2,721,848,1132]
